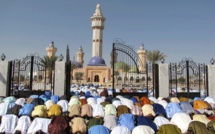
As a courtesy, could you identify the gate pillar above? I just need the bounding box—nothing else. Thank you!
[0,61,10,96]
[158,64,169,98]
[54,61,66,96]
[153,64,159,98]
[207,65,215,98]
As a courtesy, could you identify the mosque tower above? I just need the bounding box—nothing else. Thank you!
[91,4,105,58]
[46,41,57,57]
[137,44,146,73]
[76,46,84,67]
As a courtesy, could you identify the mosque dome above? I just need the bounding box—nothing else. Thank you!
[71,61,82,68]
[88,56,106,66]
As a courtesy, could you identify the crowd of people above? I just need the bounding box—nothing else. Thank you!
[0,85,215,134]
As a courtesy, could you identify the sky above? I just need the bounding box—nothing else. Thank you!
[0,0,215,67]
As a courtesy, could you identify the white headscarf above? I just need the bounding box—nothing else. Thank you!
[111,126,131,134]
[170,112,192,133]
[132,125,154,134]
[154,116,171,128]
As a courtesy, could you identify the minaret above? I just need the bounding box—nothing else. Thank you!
[137,44,146,73]
[91,4,105,58]
[76,46,84,67]
[46,41,57,57]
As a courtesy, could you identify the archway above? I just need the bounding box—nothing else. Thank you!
[130,76,134,83]
[136,77,140,83]
[94,75,99,82]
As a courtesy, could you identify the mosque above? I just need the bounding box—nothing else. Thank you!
[46,4,147,86]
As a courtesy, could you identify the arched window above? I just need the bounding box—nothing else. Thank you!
[141,77,145,81]
[118,76,122,81]
[94,75,99,82]
[147,77,151,81]
[130,76,134,82]
[136,77,140,83]
[38,75,43,81]
[124,76,128,82]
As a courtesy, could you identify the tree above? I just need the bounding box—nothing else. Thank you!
[178,76,186,84]
[114,61,130,84]
[71,63,76,80]
[146,50,166,64]
[75,72,84,83]
[114,70,120,85]
[40,55,58,83]
[146,50,166,94]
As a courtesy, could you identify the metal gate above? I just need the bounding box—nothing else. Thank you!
[169,58,207,98]
[112,39,152,98]
[9,53,53,97]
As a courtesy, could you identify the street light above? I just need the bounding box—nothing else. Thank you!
[1,54,6,61]
[160,57,165,64]
[58,54,64,61]
[210,58,214,65]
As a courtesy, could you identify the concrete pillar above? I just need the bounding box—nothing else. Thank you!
[159,64,169,98]
[0,61,10,96]
[54,61,65,96]
[208,65,215,98]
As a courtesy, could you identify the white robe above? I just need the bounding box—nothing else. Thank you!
[112,100,122,108]
[0,102,10,116]
[103,115,118,130]
[92,104,104,117]
[57,100,69,112]
[120,98,134,110]
[13,116,31,134]
[0,114,18,134]
[27,117,51,134]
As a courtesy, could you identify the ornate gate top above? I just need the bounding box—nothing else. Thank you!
[113,39,144,74]
[177,58,199,75]
[20,53,44,71]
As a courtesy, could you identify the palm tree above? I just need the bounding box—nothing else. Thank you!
[40,55,58,83]
[75,72,84,84]
[146,50,166,94]
[71,63,76,80]
[114,61,130,84]
[146,50,166,64]
[114,70,120,85]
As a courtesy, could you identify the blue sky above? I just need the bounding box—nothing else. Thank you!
[0,0,215,66]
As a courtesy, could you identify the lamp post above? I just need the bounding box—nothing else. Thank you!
[58,54,64,61]
[210,58,214,65]
[1,54,6,61]
[160,57,165,64]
